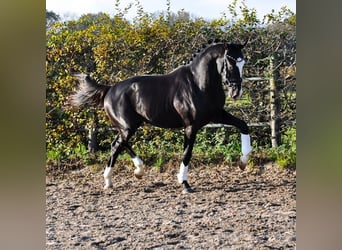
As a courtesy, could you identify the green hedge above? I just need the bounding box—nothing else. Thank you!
[46,0,296,170]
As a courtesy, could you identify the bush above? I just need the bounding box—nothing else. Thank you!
[46,1,296,170]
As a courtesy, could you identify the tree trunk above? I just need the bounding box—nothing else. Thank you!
[87,111,98,154]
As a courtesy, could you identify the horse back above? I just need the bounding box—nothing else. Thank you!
[106,67,192,128]
[106,66,224,129]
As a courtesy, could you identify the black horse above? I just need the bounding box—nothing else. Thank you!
[69,41,252,193]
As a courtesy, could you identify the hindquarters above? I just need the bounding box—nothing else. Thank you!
[103,84,144,133]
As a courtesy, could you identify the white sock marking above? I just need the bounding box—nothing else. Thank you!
[177,162,188,184]
[132,156,145,177]
[103,167,113,188]
[241,133,252,163]
[132,156,143,167]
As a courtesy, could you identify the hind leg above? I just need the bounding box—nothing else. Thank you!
[117,127,146,179]
[115,128,144,179]
[104,135,123,189]
[103,94,144,188]
[121,141,145,179]
[103,128,145,188]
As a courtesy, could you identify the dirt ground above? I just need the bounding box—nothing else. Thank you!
[46,162,296,249]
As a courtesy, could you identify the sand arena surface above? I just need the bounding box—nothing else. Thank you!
[46,163,296,249]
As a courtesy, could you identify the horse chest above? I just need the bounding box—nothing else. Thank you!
[173,90,225,127]
[204,87,226,109]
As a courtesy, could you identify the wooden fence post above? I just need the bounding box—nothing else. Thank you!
[269,55,281,147]
[87,111,98,154]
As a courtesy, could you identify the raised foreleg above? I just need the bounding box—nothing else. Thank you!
[211,109,252,169]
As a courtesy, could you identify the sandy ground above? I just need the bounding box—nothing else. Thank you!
[46,162,296,249]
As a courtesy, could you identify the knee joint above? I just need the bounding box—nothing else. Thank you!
[240,121,249,134]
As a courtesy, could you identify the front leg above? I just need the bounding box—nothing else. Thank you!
[239,133,252,169]
[177,126,197,193]
[212,109,252,169]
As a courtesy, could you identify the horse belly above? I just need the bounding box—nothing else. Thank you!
[149,114,184,128]
[139,105,184,128]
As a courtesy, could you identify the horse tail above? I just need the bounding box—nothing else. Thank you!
[68,74,110,108]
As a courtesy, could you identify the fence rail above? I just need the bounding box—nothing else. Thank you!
[244,77,266,81]
[204,120,296,129]
[86,120,296,132]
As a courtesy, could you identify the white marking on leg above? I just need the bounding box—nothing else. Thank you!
[177,162,189,184]
[103,167,113,189]
[132,156,145,178]
[132,156,143,167]
[240,133,252,163]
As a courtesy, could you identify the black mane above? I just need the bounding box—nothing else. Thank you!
[186,39,224,65]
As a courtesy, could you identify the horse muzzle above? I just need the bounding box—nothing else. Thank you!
[226,81,242,100]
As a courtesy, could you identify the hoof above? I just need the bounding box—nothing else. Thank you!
[134,173,143,179]
[238,160,248,170]
[238,155,249,170]
[182,187,194,194]
[181,181,194,194]
[134,167,145,179]
[104,183,113,189]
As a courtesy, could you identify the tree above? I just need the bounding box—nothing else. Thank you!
[46,10,60,29]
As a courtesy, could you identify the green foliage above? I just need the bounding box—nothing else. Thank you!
[46,142,90,163]
[247,127,296,169]
[272,127,296,168]
[46,0,296,171]
[194,128,241,164]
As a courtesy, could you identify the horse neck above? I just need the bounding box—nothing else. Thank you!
[190,45,225,92]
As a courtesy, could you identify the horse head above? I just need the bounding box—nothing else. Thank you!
[218,41,247,100]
